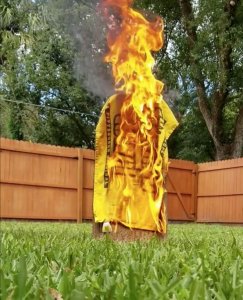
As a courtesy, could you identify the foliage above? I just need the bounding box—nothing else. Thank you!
[1,222,243,299]
[0,0,100,148]
[168,110,214,162]
[135,0,243,160]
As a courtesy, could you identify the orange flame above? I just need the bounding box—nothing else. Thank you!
[101,0,168,233]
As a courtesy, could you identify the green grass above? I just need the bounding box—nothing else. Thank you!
[1,222,243,300]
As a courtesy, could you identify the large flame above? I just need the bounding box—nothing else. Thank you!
[100,0,170,233]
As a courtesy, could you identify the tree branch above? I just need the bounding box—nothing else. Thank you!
[215,3,239,98]
[179,0,214,137]
[154,21,176,69]
[211,0,240,144]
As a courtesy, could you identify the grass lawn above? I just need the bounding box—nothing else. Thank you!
[1,222,243,299]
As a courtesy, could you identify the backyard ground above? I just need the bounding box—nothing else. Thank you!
[0,222,243,299]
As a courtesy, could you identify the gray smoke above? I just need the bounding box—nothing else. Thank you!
[163,86,181,120]
[47,0,114,100]
[46,0,180,110]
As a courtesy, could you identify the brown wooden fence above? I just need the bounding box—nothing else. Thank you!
[167,160,197,221]
[1,138,242,223]
[0,138,94,221]
[197,159,243,223]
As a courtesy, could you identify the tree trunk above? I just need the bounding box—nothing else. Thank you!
[232,106,243,158]
[179,0,242,161]
[215,144,232,161]
[214,106,243,159]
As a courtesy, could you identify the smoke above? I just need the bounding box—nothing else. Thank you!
[46,0,180,110]
[47,0,114,100]
[163,86,181,120]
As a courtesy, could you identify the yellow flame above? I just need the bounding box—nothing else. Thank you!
[101,0,167,233]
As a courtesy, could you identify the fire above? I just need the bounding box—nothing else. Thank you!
[93,0,178,234]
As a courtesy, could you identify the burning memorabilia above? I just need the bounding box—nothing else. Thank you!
[93,0,178,237]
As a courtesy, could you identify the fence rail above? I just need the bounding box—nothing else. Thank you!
[1,138,243,223]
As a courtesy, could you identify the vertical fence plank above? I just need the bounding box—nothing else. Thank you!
[77,149,84,223]
[0,143,2,217]
[192,164,198,221]
[82,150,95,220]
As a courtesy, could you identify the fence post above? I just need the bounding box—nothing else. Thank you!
[192,164,198,222]
[77,149,83,223]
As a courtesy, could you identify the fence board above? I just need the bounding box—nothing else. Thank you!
[197,159,243,223]
[82,189,93,220]
[0,138,77,157]
[77,149,83,222]
[0,150,77,189]
[167,160,197,221]
[0,184,77,219]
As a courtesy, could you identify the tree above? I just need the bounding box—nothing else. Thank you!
[1,0,242,160]
[0,0,100,148]
[179,0,243,160]
[136,0,243,160]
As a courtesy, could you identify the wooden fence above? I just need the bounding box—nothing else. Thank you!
[0,138,94,221]
[167,160,197,221]
[197,159,243,223]
[1,138,242,223]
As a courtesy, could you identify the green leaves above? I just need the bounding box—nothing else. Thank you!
[0,0,100,149]
[14,256,27,299]
[136,0,243,160]
[1,222,243,299]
